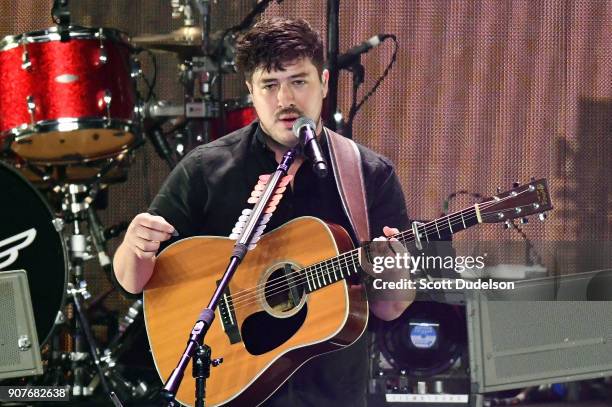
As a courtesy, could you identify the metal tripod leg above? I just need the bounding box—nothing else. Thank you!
[68,283,110,392]
[88,210,150,401]
[59,183,123,406]
[69,282,123,406]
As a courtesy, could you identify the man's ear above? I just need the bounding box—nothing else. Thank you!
[321,69,329,98]
[245,80,253,94]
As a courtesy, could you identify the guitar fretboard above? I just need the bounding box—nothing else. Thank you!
[302,205,481,293]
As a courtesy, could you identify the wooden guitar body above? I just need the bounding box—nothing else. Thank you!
[144,217,368,406]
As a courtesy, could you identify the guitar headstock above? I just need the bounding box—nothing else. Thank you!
[479,179,552,224]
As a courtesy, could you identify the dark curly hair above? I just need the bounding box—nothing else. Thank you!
[235,18,324,81]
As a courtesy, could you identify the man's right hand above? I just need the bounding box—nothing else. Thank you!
[123,213,176,259]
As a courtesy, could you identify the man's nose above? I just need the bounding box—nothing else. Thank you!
[277,82,295,108]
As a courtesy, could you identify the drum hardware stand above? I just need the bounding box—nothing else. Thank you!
[51,0,71,41]
[23,161,54,183]
[180,59,220,146]
[61,184,118,402]
[35,180,130,405]
[99,299,150,400]
[62,181,148,404]
[179,0,224,147]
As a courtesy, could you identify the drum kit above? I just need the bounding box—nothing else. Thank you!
[0,0,266,403]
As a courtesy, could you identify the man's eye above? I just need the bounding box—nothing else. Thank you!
[262,84,276,90]
[293,80,306,85]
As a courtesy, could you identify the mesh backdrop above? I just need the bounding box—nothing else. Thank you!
[0,0,609,322]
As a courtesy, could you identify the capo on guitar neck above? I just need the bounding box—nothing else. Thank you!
[411,220,426,250]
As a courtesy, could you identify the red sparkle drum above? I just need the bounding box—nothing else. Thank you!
[0,26,139,164]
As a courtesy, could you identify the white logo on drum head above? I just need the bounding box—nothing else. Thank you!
[0,228,37,269]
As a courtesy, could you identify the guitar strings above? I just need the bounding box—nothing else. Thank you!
[226,197,529,311]
[225,194,531,310]
[224,195,535,312]
[226,205,476,304]
[226,204,529,313]
[225,192,525,305]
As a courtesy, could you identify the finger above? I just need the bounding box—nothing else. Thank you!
[131,236,161,253]
[136,214,175,234]
[383,226,400,237]
[133,246,156,260]
[133,224,173,242]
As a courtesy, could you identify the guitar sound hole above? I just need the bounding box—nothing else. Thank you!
[263,267,305,313]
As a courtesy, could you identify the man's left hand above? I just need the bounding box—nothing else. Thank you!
[361,226,415,321]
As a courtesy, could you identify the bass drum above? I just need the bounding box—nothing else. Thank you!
[0,160,67,345]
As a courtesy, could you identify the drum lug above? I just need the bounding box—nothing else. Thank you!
[96,28,108,64]
[103,90,112,125]
[26,95,36,127]
[99,47,108,64]
[21,44,32,70]
[52,217,65,232]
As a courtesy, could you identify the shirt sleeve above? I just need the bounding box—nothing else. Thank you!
[365,156,411,239]
[148,147,206,252]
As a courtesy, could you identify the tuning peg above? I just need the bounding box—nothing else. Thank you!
[538,213,547,221]
[520,217,529,224]
[530,176,536,182]
[513,181,520,188]
[503,220,512,229]
[496,187,501,194]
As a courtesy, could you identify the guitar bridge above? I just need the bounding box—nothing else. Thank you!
[216,281,242,344]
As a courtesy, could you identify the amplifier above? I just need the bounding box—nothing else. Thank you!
[0,269,43,380]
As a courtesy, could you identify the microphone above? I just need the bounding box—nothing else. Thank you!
[147,127,176,169]
[336,34,390,69]
[292,117,328,178]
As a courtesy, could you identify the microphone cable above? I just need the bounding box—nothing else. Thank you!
[347,34,398,131]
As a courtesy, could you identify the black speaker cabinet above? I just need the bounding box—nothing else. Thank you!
[0,269,43,379]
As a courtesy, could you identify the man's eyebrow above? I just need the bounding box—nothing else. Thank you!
[258,72,309,83]
[288,72,308,79]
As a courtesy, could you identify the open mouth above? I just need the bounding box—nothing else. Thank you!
[278,115,300,127]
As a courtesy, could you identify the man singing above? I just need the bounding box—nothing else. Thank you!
[113,17,413,406]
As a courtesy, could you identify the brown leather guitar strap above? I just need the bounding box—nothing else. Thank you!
[324,128,371,244]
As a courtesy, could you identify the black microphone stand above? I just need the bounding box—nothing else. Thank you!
[325,0,340,131]
[161,147,299,407]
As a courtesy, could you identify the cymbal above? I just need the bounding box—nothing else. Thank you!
[132,26,205,56]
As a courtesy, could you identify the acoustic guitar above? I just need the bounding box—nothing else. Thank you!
[143,179,552,406]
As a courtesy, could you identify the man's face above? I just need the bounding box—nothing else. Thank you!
[246,58,329,148]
